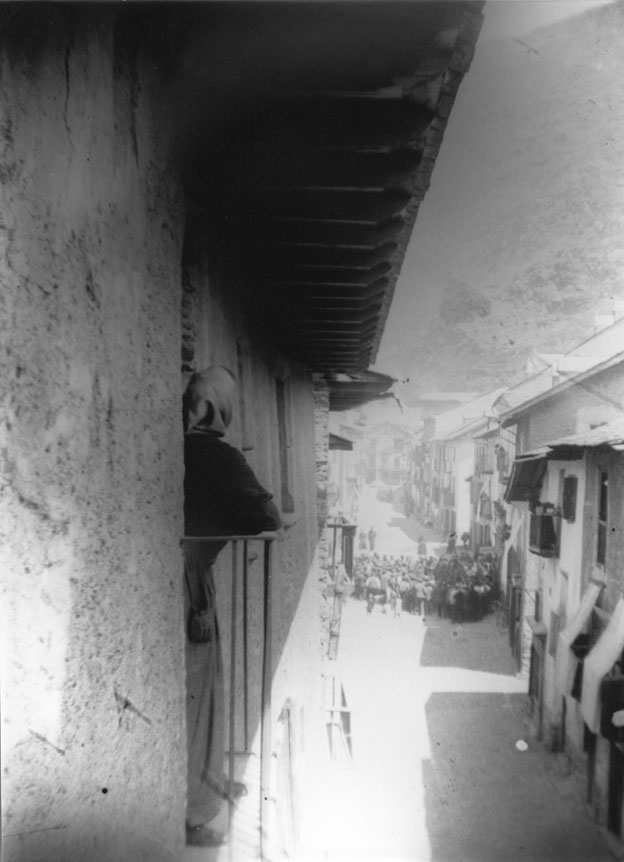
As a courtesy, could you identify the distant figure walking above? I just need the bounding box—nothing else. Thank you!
[447,532,457,555]
[365,572,381,615]
[415,580,426,618]
[368,527,377,552]
[390,586,401,618]
[358,530,367,551]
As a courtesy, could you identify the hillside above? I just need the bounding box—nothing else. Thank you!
[377,1,624,396]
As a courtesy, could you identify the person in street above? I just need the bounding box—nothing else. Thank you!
[379,567,390,613]
[417,537,427,557]
[415,580,426,618]
[354,567,366,600]
[424,581,433,618]
[365,571,381,600]
[368,526,377,552]
[390,583,402,618]
[358,529,367,551]
[183,366,281,848]
[446,532,457,555]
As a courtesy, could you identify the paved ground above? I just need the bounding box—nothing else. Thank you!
[184,488,616,862]
[420,611,517,676]
[320,487,614,862]
[356,487,443,559]
[320,598,614,862]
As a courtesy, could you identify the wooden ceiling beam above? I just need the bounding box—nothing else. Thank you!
[239,187,411,223]
[240,147,424,192]
[243,96,434,152]
[238,215,408,247]
[251,241,399,269]
[259,261,392,287]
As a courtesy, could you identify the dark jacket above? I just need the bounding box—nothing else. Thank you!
[184,432,281,538]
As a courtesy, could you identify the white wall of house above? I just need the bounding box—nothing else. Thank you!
[0,12,326,861]
[1,14,188,860]
[535,461,585,743]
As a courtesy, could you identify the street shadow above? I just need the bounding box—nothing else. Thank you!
[423,690,611,862]
[420,614,518,676]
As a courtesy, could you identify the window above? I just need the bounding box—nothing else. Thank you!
[534,589,542,623]
[505,456,547,503]
[529,504,559,557]
[597,471,608,566]
[562,476,578,522]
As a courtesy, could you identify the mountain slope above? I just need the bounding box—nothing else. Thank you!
[378,1,624,395]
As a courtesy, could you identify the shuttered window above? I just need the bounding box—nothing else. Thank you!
[562,475,578,522]
[504,456,547,503]
[597,471,608,566]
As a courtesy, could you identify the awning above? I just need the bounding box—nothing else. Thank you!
[544,416,624,457]
[329,433,354,452]
[555,582,602,697]
[175,2,485,373]
[504,455,547,503]
[581,597,624,733]
[327,370,396,411]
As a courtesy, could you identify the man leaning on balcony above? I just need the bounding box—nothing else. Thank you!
[182,366,282,848]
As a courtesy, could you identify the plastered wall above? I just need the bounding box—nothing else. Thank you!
[1,12,187,861]
[583,449,624,614]
[520,363,624,452]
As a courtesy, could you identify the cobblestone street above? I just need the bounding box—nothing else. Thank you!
[320,491,615,862]
[321,599,614,862]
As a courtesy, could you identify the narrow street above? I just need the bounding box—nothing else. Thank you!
[320,491,615,862]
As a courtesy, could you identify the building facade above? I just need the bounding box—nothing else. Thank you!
[501,349,624,839]
[0,5,484,861]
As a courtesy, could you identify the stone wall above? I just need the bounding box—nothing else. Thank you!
[0,11,187,861]
[521,363,624,453]
[313,378,332,659]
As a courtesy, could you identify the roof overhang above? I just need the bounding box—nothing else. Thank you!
[504,454,547,503]
[543,418,624,456]
[329,433,354,451]
[500,351,624,428]
[435,414,491,441]
[172,1,485,373]
[326,369,397,412]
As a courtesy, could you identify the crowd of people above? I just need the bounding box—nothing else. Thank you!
[351,543,500,624]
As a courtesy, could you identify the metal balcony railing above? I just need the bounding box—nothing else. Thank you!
[181,533,278,861]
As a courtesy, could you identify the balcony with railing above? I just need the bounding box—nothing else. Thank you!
[181,532,280,862]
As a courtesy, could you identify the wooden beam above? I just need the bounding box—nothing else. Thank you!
[240,188,411,222]
[239,215,408,246]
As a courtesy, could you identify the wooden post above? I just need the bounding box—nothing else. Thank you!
[260,539,273,861]
[228,541,238,843]
[243,540,249,752]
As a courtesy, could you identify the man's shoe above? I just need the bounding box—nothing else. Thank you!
[186,825,226,847]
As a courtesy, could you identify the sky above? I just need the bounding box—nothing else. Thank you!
[373,0,617,396]
[368,0,618,420]
[478,0,610,41]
